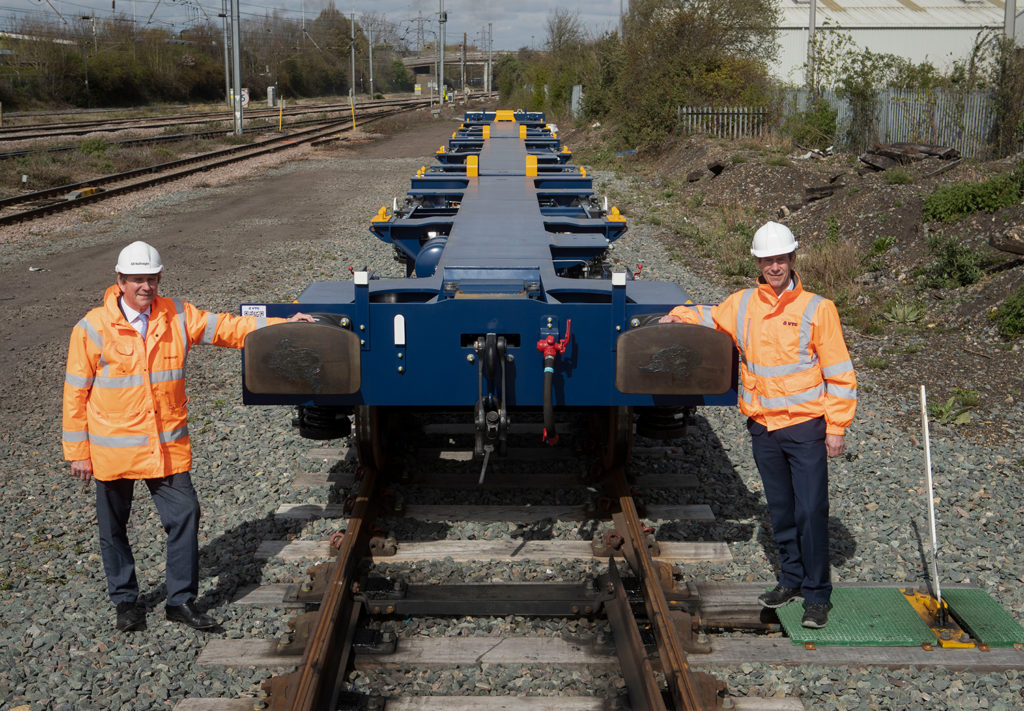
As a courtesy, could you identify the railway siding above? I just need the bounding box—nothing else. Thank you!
[0,110,1021,711]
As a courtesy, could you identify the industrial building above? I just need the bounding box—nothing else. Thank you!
[773,0,1021,83]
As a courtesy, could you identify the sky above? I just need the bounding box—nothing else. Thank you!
[0,0,627,50]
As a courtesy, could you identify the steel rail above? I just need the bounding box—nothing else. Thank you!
[262,465,381,711]
[0,95,443,141]
[0,104,410,209]
[596,448,725,711]
[0,114,383,161]
[0,105,421,226]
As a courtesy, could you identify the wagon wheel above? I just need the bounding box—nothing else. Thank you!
[601,406,634,477]
[354,405,385,473]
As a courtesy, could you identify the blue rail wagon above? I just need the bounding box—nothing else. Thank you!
[242,110,736,469]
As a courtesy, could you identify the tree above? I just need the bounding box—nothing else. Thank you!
[612,0,779,144]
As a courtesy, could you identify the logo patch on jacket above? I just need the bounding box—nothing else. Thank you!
[783,320,798,327]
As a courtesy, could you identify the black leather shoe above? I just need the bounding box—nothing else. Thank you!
[115,602,145,632]
[802,602,832,628]
[165,601,217,630]
[758,585,803,608]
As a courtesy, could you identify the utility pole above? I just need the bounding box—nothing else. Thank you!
[350,13,356,98]
[220,0,230,107]
[439,0,446,102]
[807,0,817,92]
[487,22,492,94]
[461,32,466,96]
[369,29,374,97]
[78,17,91,107]
[230,0,242,134]
[1005,0,1016,43]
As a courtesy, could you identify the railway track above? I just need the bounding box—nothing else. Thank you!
[0,99,439,227]
[175,413,755,710]
[0,114,376,162]
[0,95,446,142]
[169,410,1024,711]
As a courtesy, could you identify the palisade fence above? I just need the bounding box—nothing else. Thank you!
[783,88,999,158]
[675,105,772,139]
[670,88,1000,158]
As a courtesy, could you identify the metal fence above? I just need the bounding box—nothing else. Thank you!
[673,89,1004,158]
[574,83,1009,157]
[676,105,771,140]
[784,88,1001,158]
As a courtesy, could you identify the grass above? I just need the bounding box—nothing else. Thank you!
[883,168,912,185]
[991,283,1024,339]
[864,356,889,370]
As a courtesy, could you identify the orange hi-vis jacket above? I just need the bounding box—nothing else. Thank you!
[668,273,857,435]
[62,284,284,481]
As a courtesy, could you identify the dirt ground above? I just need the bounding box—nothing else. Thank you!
[0,108,464,440]
[564,127,1024,443]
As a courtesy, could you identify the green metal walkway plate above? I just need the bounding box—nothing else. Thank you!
[944,588,1024,648]
[777,588,935,646]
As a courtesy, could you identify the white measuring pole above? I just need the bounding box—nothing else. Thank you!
[920,385,942,607]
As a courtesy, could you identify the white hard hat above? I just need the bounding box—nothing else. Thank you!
[115,241,163,274]
[750,222,798,258]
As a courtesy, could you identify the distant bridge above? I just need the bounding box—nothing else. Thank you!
[401,50,515,92]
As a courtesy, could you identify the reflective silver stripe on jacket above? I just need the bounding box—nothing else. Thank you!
[256,316,267,329]
[758,383,826,410]
[159,426,189,443]
[78,318,103,350]
[171,298,189,356]
[94,373,147,389]
[62,429,89,443]
[826,384,858,401]
[199,313,219,345]
[64,373,94,388]
[89,432,150,448]
[698,305,714,328]
[822,359,853,378]
[149,368,185,384]
[735,289,755,359]
[742,295,825,379]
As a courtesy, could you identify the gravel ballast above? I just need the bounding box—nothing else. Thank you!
[1,114,1022,711]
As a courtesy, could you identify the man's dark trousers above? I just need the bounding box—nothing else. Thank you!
[748,417,831,604]
[95,471,201,606]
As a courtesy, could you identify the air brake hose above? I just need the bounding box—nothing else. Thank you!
[536,319,571,446]
[542,354,557,445]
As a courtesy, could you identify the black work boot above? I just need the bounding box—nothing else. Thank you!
[757,584,803,608]
[801,602,832,628]
[115,602,146,632]
[165,600,217,630]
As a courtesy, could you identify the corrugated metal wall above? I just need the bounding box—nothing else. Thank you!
[779,88,1001,158]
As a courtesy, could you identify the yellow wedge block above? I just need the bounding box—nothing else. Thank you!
[519,124,527,139]
[467,155,479,177]
[482,125,490,139]
[495,109,515,122]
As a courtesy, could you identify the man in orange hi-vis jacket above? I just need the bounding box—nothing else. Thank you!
[660,222,856,629]
[62,241,312,633]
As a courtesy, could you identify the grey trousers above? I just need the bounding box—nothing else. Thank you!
[95,471,201,606]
